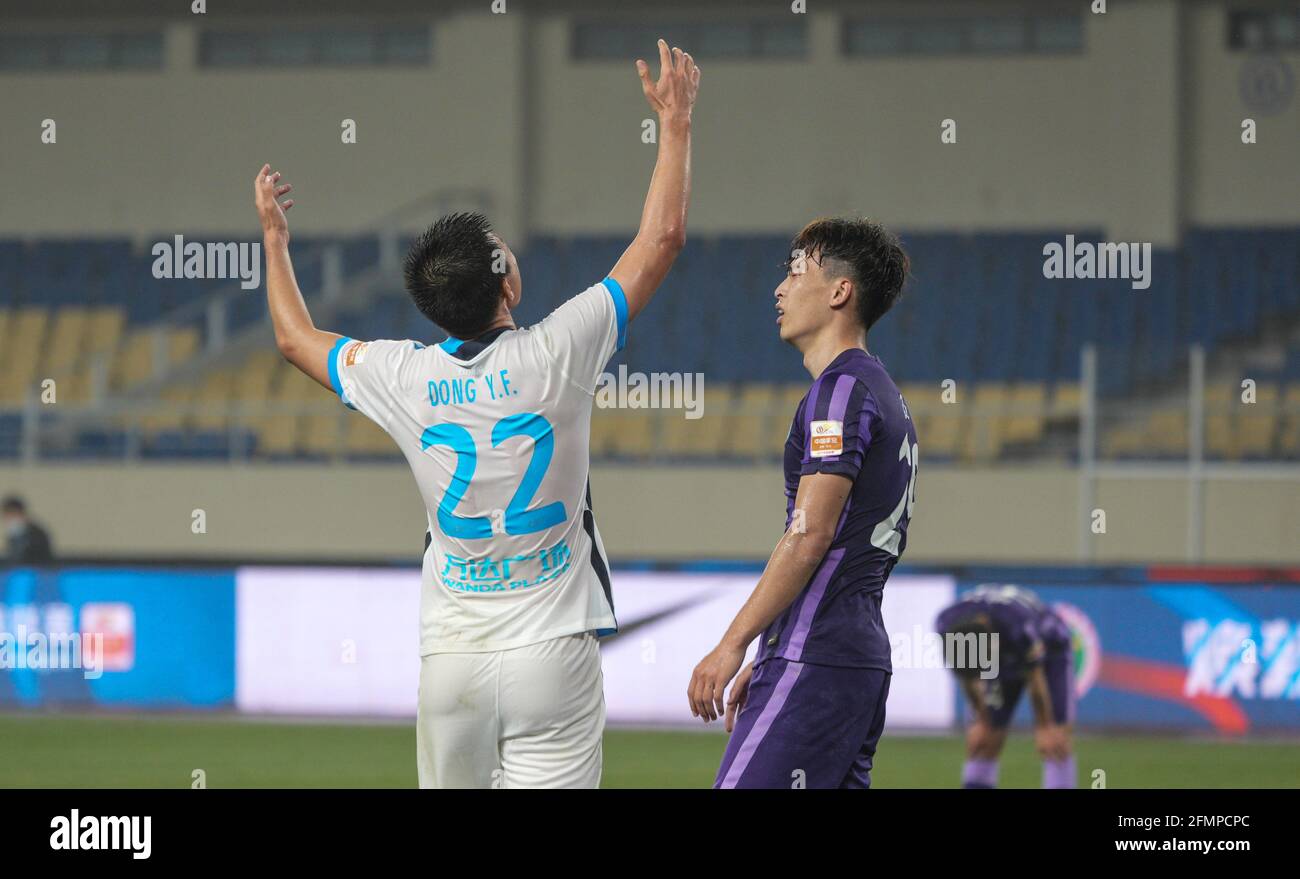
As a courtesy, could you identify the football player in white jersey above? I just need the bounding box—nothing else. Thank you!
[253,40,699,788]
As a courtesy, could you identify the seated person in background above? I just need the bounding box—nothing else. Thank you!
[3,495,54,564]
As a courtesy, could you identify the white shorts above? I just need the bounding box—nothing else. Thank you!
[416,631,605,789]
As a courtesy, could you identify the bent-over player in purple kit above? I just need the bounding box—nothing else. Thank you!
[935,584,1076,789]
[688,218,916,789]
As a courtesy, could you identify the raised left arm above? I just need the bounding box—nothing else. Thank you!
[687,471,852,721]
[254,164,342,389]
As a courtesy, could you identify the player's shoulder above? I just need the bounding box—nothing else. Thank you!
[524,282,619,348]
[340,337,428,373]
[842,351,917,425]
[350,337,426,353]
[535,280,620,322]
[853,349,905,392]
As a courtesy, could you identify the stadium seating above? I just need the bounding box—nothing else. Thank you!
[1,228,1297,462]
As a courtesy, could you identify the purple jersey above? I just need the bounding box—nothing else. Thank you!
[935,584,1073,678]
[755,349,918,671]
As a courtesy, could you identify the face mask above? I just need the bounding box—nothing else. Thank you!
[4,519,26,539]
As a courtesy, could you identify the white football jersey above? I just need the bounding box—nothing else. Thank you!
[329,279,627,655]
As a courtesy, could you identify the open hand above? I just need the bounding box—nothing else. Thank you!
[254,163,295,239]
[636,39,700,124]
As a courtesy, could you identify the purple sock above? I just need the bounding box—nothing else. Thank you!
[962,758,998,789]
[1043,755,1076,789]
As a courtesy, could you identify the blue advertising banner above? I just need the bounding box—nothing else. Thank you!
[0,567,235,709]
[3,562,1296,732]
[951,574,1300,733]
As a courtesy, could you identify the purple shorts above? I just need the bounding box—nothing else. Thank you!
[714,658,891,789]
[979,649,1075,728]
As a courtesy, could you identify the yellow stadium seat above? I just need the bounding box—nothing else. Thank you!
[727,384,777,459]
[169,328,200,364]
[0,376,25,405]
[256,414,298,457]
[300,414,345,458]
[660,385,732,456]
[1279,386,1300,456]
[256,361,319,457]
[899,382,960,458]
[1147,409,1188,456]
[275,361,323,400]
[897,383,933,414]
[53,369,93,405]
[923,410,962,458]
[1050,383,1082,419]
[1004,383,1047,445]
[588,406,618,457]
[1102,424,1148,458]
[69,307,125,399]
[1237,383,1278,458]
[606,409,656,458]
[962,383,1008,462]
[251,364,306,457]
[192,370,234,432]
[0,308,48,403]
[109,329,155,389]
[8,307,48,348]
[229,349,282,451]
[1204,385,1233,458]
[141,386,191,436]
[46,308,89,375]
[84,307,125,359]
[776,381,808,410]
[110,326,203,390]
[768,382,809,452]
[233,349,279,399]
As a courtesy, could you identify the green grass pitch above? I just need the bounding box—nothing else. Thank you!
[0,714,1295,788]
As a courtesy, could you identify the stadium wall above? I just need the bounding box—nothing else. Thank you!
[0,463,1295,564]
[532,1,1187,243]
[1,2,1295,241]
[1186,3,1300,227]
[0,12,528,239]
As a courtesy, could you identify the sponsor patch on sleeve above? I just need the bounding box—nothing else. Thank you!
[344,341,368,367]
[808,420,844,457]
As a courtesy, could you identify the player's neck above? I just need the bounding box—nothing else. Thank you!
[477,312,517,336]
[800,327,867,379]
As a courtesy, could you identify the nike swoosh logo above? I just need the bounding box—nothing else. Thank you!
[600,594,716,644]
